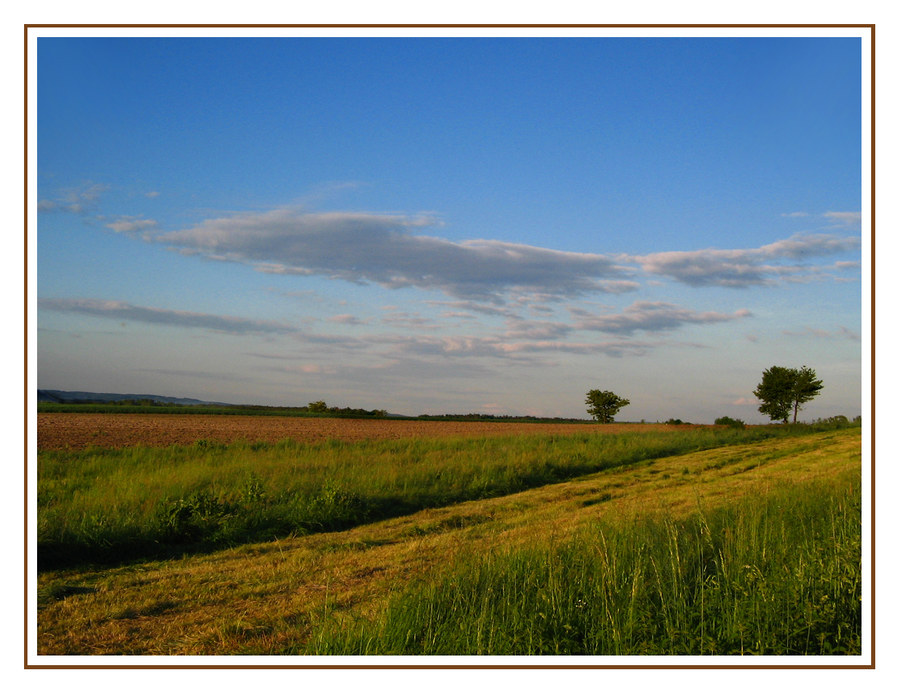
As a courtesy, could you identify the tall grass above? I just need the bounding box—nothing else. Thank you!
[38,424,848,569]
[308,469,861,655]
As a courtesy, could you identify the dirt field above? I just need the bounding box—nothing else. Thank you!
[37,413,674,450]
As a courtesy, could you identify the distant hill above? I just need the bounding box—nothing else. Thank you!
[37,390,229,406]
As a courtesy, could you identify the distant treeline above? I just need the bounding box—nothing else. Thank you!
[37,401,862,428]
[414,413,591,423]
[36,402,592,423]
[37,401,392,418]
[36,399,596,423]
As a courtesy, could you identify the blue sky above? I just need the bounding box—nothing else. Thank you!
[35,33,865,422]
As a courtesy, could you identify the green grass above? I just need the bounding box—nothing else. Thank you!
[38,423,854,569]
[307,469,861,655]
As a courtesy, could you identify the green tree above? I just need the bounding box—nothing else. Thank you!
[753,365,824,424]
[307,400,328,413]
[585,389,630,423]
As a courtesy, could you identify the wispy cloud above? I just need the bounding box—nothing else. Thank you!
[381,310,441,329]
[782,325,861,341]
[503,319,572,340]
[573,301,751,335]
[382,333,653,361]
[156,208,633,302]
[425,300,521,319]
[38,182,110,214]
[629,233,860,288]
[38,298,296,336]
[105,216,158,234]
[497,340,652,358]
[823,211,862,229]
[327,314,367,326]
[136,367,252,382]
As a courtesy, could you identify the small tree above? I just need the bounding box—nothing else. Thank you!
[753,365,823,424]
[585,389,630,423]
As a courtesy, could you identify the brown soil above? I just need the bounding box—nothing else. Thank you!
[37,413,673,450]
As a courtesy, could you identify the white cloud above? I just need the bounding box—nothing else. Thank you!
[134,204,863,297]
[732,397,758,406]
[156,208,633,302]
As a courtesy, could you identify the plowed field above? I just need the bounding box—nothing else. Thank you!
[37,413,675,450]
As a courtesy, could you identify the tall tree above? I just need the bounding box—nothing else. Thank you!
[585,389,630,423]
[753,365,823,424]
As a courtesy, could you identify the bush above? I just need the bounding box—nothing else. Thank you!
[714,416,746,429]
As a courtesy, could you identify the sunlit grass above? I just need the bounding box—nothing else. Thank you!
[308,469,861,655]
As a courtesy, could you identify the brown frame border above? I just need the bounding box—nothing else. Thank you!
[23,23,876,670]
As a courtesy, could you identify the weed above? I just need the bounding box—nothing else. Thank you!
[157,490,232,543]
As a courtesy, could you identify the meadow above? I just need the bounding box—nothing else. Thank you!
[36,418,862,656]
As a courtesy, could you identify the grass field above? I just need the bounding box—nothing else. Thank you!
[36,418,862,656]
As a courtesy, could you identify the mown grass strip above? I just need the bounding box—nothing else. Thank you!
[38,422,856,569]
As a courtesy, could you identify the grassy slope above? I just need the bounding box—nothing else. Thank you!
[37,428,861,655]
[37,426,796,568]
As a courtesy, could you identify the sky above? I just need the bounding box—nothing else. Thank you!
[34,32,866,423]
